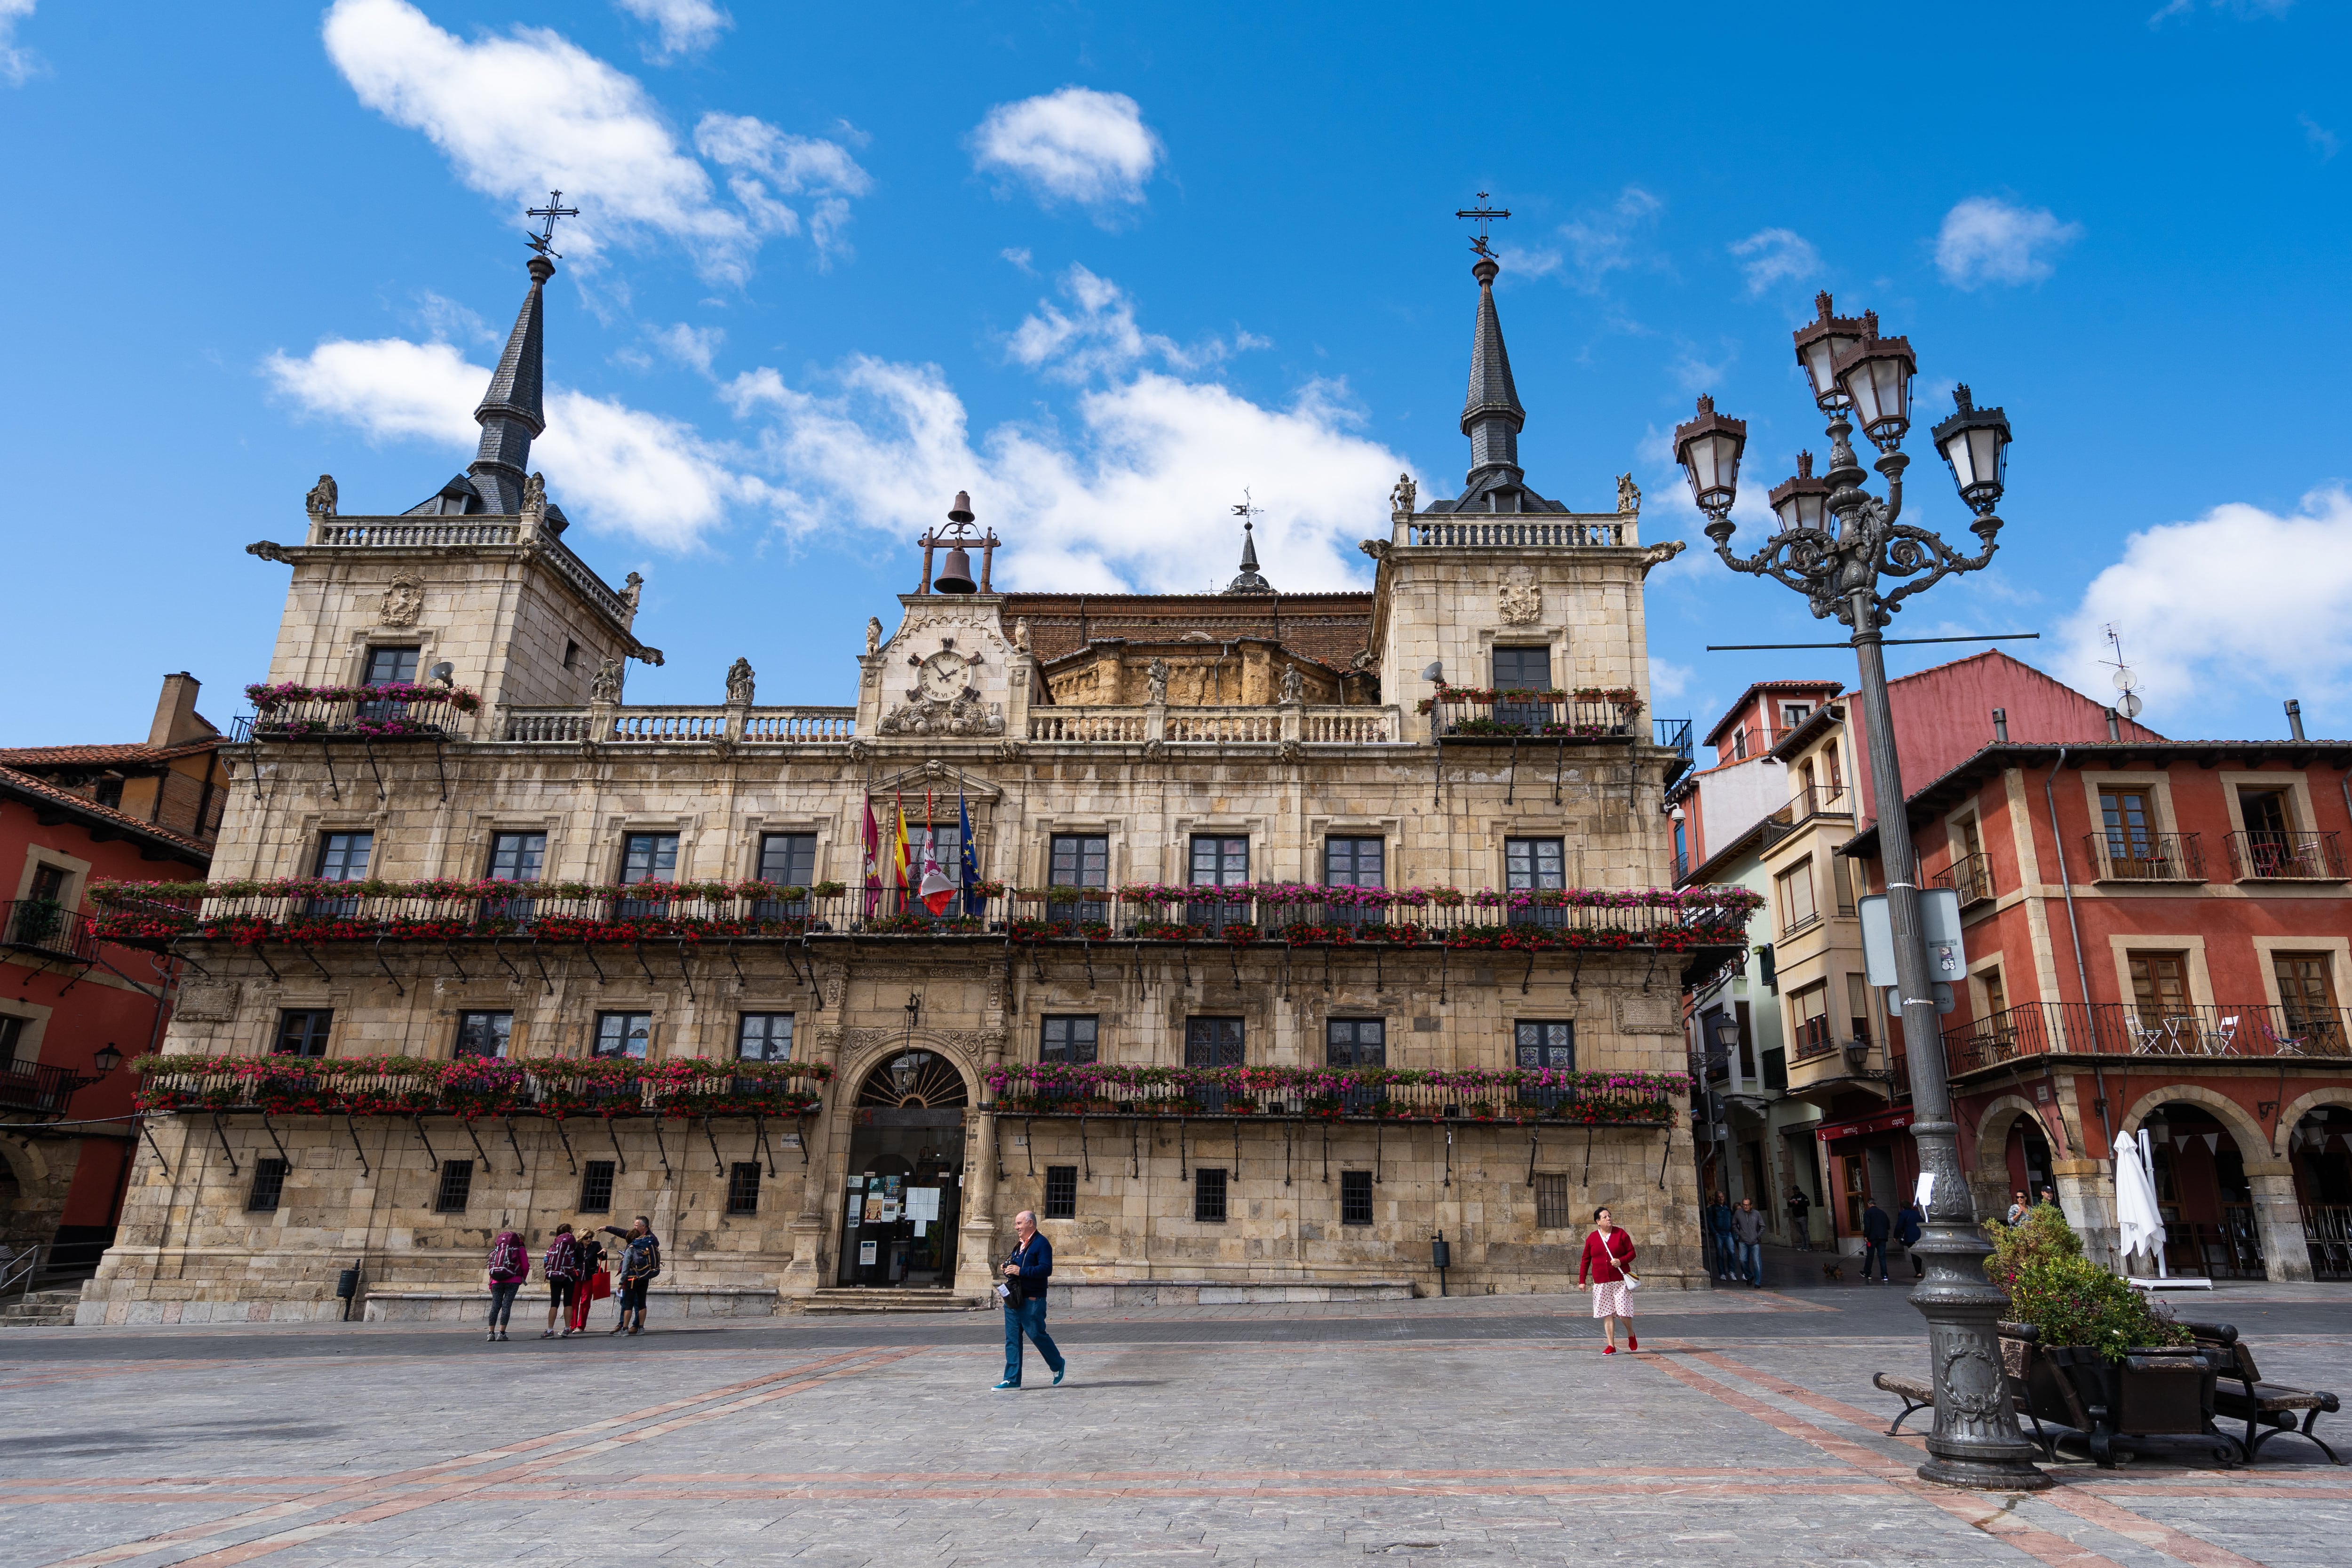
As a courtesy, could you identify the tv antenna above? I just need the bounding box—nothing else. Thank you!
[526,191,580,258]
[1454,190,1511,258]
[2102,624,2144,721]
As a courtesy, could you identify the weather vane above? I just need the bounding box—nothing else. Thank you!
[1231,489,1263,530]
[1454,190,1511,258]
[526,190,580,258]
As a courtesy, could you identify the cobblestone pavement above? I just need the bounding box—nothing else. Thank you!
[2,1289,2347,1566]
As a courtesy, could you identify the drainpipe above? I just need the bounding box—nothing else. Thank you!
[2043,745,2112,1151]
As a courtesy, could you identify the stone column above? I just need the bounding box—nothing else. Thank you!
[2248,1162,2313,1282]
[723,698,747,744]
[1279,697,1302,746]
[1145,695,1167,745]
[2050,1157,2116,1268]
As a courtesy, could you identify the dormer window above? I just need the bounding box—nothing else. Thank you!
[1781,702,1812,729]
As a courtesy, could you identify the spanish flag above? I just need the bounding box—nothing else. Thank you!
[890,792,912,907]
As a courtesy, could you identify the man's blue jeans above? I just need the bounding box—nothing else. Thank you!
[1001,1294,1064,1385]
[1712,1231,1736,1278]
[1862,1241,1888,1279]
[1734,1240,1762,1285]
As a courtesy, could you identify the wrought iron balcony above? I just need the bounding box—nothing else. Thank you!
[2082,831,2204,883]
[1760,786,1854,850]
[1941,1000,2352,1075]
[2226,830,2346,881]
[233,685,481,744]
[0,1059,95,1117]
[1934,851,1996,907]
[1422,688,1645,741]
[1,900,95,963]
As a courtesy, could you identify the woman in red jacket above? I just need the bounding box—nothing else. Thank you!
[1576,1206,1638,1354]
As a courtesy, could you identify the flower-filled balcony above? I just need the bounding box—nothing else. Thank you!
[133,1053,830,1120]
[233,682,484,742]
[90,878,1763,957]
[1417,685,1645,740]
[986,1061,1690,1125]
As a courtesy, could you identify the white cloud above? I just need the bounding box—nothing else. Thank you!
[1729,227,1820,296]
[2301,114,2340,161]
[1541,185,1665,294]
[1001,247,1035,274]
[2151,0,2293,26]
[1,0,40,86]
[2058,487,2352,732]
[723,353,1408,595]
[262,335,760,549]
[693,111,871,262]
[614,0,730,60]
[1006,265,1260,384]
[1933,197,2082,289]
[321,0,862,281]
[652,322,724,374]
[969,87,1161,215]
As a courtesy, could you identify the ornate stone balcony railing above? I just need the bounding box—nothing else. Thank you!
[1400,515,1635,549]
[1026,705,1400,746]
[301,514,635,629]
[498,705,856,743]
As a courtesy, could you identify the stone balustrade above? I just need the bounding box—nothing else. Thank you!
[1026,705,1403,747]
[1399,515,1635,548]
[500,705,856,743]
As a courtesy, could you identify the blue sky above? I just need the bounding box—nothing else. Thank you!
[4,0,2348,746]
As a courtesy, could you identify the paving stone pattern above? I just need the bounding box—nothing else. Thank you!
[3,1290,2348,1566]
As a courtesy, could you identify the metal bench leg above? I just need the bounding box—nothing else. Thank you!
[1887,1396,1931,1437]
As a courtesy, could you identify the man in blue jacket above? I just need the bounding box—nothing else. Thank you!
[995,1209,1068,1390]
[1896,1200,1925,1280]
[1860,1198,1891,1282]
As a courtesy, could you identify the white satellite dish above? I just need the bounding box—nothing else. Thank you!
[2117,692,2144,720]
[2112,667,2140,693]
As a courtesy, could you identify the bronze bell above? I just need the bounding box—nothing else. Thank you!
[934,545,977,593]
[947,491,976,524]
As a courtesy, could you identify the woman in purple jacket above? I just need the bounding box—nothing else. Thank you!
[485,1228,529,1342]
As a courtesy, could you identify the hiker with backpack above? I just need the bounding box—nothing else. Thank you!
[600,1217,661,1335]
[540,1224,585,1339]
[568,1226,609,1335]
[485,1227,530,1342]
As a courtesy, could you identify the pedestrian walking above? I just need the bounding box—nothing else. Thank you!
[1896,1200,1925,1280]
[1786,1185,1813,1251]
[1860,1198,1891,1282]
[1579,1206,1637,1353]
[1708,1191,1737,1282]
[600,1217,661,1336]
[2038,1184,2063,1217]
[994,1209,1068,1390]
[2004,1191,2030,1227]
[1732,1197,1767,1288]
[540,1224,583,1338]
[485,1226,528,1341]
[569,1227,609,1335]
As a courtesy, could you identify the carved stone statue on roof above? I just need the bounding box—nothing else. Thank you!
[725,657,755,706]
[1617,473,1641,515]
[590,659,624,705]
[1390,472,1417,515]
[306,475,338,519]
[1147,659,1171,705]
[1279,663,1305,703]
[865,617,882,655]
[521,471,547,528]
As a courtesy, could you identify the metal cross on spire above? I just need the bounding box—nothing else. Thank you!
[1230,488,1263,529]
[1454,190,1511,258]
[525,191,580,258]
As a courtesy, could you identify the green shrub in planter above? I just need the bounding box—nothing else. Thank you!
[1984,1206,2188,1363]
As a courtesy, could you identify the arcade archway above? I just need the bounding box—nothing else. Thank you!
[838,1049,970,1288]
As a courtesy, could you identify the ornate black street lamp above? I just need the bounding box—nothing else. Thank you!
[1675,292,2042,1491]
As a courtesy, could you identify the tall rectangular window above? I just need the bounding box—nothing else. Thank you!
[1328,1017,1385,1111]
[1041,1015,1098,1063]
[0,1014,25,1069]
[579,1160,616,1212]
[2099,788,2161,872]
[1043,1164,1078,1220]
[1789,983,1830,1058]
[726,1162,762,1215]
[1323,837,1385,887]
[737,1013,793,1062]
[755,833,818,918]
[621,832,679,884]
[1505,837,1565,926]
[2128,951,2192,1026]
[1049,833,1110,923]
[1341,1169,1374,1226]
[1492,646,1553,730]
[434,1159,474,1213]
[315,831,372,880]
[273,1009,333,1059]
[1185,1016,1244,1113]
[2274,953,2342,1051]
[1194,1167,1228,1223]
[364,646,420,686]
[1189,835,1249,932]
[1534,1172,1572,1229]
[1776,859,1819,934]
[453,1011,512,1059]
[487,832,546,882]
[594,1011,653,1060]
[1515,1020,1575,1107]
[246,1158,289,1214]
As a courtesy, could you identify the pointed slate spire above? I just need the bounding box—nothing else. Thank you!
[468,253,555,515]
[1224,517,1273,594]
[1461,254,1525,486]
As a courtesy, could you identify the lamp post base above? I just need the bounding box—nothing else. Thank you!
[1910,1235,2051,1492]
[1917,1454,2053,1492]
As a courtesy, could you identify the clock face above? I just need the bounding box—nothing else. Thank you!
[919,651,970,700]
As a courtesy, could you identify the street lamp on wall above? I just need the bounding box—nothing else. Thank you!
[1673,292,2044,1492]
[92,1043,124,1075]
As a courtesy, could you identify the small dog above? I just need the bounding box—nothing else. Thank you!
[1822,1261,1845,1283]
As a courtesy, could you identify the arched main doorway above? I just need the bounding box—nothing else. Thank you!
[838,1050,970,1288]
[2289,1105,2352,1280]
[2144,1102,2264,1278]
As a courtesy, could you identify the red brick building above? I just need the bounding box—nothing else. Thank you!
[1,677,220,1291]
[1846,725,2352,1282]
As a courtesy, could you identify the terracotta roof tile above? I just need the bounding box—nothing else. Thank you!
[0,765,214,860]
[0,737,225,768]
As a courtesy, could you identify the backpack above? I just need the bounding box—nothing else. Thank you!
[542,1237,580,1282]
[627,1235,662,1282]
[490,1233,527,1280]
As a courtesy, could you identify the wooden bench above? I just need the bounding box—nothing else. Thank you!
[1872,1371,1937,1436]
[2182,1320,2344,1466]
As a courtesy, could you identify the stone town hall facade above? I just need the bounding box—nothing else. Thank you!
[79,247,1743,1325]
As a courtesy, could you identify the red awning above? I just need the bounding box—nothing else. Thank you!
[1814,1108,1914,1143]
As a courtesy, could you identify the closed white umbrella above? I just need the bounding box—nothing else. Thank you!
[2114,1130,2165,1275]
